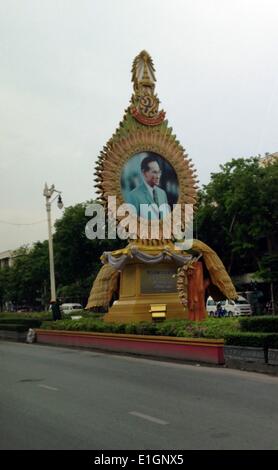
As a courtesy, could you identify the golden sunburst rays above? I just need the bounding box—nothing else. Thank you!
[94,124,198,242]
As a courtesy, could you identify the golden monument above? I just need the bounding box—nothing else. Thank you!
[86,51,237,322]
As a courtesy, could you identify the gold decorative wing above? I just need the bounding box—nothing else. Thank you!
[192,239,237,300]
[85,264,119,309]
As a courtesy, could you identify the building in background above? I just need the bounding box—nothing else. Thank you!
[259,151,278,167]
[0,250,15,269]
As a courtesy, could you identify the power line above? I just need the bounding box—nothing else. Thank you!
[0,219,47,226]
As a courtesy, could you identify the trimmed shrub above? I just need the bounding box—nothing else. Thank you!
[40,317,239,339]
[134,322,157,335]
[0,318,42,328]
[224,332,278,349]
[239,316,278,333]
[0,324,28,332]
[125,323,140,334]
[266,334,278,349]
[156,320,190,337]
[0,312,52,320]
[201,317,240,339]
[224,332,267,348]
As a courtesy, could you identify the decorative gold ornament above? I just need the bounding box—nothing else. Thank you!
[176,257,201,308]
[94,50,198,242]
[130,50,165,125]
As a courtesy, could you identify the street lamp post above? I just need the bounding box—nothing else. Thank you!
[43,183,63,303]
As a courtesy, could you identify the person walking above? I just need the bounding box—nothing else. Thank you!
[50,300,62,321]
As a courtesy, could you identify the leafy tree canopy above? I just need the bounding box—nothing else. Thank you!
[196,157,278,276]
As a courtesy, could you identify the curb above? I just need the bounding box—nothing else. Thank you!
[35,329,225,365]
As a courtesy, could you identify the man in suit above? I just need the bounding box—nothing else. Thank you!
[127,155,170,219]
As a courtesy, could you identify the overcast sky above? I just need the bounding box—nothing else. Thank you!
[0,0,278,252]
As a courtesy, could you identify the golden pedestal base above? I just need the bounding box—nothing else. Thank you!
[104,260,187,324]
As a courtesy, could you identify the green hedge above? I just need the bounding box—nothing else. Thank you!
[42,319,150,335]
[267,334,278,349]
[239,316,278,333]
[0,312,53,323]
[41,317,239,339]
[0,312,52,320]
[224,332,278,349]
[224,332,268,348]
[37,316,278,349]
[0,318,42,328]
[0,324,28,332]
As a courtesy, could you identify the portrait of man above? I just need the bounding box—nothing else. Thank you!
[121,151,179,219]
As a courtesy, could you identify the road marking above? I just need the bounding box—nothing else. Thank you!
[129,411,168,425]
[38,384,59,391]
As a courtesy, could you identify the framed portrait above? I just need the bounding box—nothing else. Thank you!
[96,124,197,240]
[120,151,179,219]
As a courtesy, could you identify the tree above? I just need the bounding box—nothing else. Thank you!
[0,267,8,311]
[196,157,278,311]
[196,158,278,272]
[0,201,125,310]
[0,242,49,309]
[53,201,124,289]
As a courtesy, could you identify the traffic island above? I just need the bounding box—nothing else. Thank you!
[35,329,225,365]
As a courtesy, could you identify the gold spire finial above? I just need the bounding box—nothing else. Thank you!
[130,51,165,125]
[131,50,156,92]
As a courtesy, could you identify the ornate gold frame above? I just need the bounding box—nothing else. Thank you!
[94,51,198,242]
[100,128,197,207]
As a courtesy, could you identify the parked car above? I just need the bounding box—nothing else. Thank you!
[61,303,83,315]
[206,295,252,317]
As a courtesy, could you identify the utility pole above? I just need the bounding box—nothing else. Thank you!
[43,183,63,303]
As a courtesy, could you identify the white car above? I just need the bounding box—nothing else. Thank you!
[60,303,83,315]
[206,296,252,317]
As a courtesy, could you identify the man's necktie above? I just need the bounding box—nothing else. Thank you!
[153,187,159,206]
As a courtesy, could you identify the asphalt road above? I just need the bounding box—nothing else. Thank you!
[1,341,278,450]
